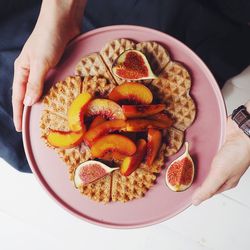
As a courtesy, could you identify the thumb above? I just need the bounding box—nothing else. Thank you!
[192,162,227,206]
[23,59,49,106]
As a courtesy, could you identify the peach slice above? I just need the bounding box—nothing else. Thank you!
[68,92,92,132]
[91,134,136,159]
[148,111,173,126]
[112,49,157,80]
[46,129,84,149]
[146,129,162,166]
[120,139,147,176]
[84,120,126,147]
[87,98,125,120]
[102,152,127,162]
[89,116,106,129]
[124,119,172,132]
[122,104,165,118]
[109,82,153,104]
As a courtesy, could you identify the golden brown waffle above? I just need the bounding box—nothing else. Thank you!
[82,76,117,97]
[136,41,171,75]
[164,127,184,157]
[40,76,112,203]
[43,76,82,118]
[111,168,156,202]
[75,53,117,86]
[100,38,136,84]
[150,61,196,131]
[56,145,92,180]
[40,110,69,139]
[78,174,112,204]
[40,39,196,204]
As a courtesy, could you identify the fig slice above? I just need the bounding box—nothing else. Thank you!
[73,160,119,188]
[112,49,157,80]
[165,142,195,192]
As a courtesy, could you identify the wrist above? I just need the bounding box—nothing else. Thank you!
[229,101,250,157]
[37,0,87,41]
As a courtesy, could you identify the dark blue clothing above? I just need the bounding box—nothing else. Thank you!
[0,0,249,172]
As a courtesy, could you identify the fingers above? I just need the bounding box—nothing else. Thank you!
[192,166,226,206]
[12,58,29,132]
[12,57,49,132]
[192,164,240,206]
[215,178,239,195]
[23,59,49,106]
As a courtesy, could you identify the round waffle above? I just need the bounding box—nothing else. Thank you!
[40,39,196,203]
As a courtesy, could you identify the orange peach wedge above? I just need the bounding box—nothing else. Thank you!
[146,129,162,166]
[109,82,153,104]
[148,111,173,127]
[68,92,92,132]
[84,120,126,147]
[101,152,126,162]
[122,104,165,118]
[91,134,136,159]
[120,139,147,176]
[46,129,84,149]
[124,119,172,132]
[87,98,125,120]
[89,116,106,129]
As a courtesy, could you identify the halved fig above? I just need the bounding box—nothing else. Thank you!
[87,98,125,120]
[46,129,84,149]
[120,139,147,176]
[91,134,136,159]
[145,129,162,166]
[122,104,165,118]
[124,119,172,132]
[74,160,118,188]
[112,49,157,80]
[68,92,92,132]
[108,82,153,104]
[165,142,195,192]
[89,116,106,129]
[84,120,126,147]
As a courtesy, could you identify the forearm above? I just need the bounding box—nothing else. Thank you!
[37,0,87,37]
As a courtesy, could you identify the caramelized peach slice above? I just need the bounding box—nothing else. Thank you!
[91,134,136,159]
[122,104,165,118]
[102,152,126,162]
[109,82,153,104]
[146,129,162,166]
[87,99,125,120]
[84,120,126,147]
[148,111,173,124]
[68,92,92,132]
[46,130,84,149]
[124,119,172,132]
[120,139,147,176]
[89,116,106,129]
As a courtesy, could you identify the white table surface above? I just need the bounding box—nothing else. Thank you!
[0,67,250,250]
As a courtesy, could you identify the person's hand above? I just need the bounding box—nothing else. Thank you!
[192,101,250,205]
[12,0,86,132]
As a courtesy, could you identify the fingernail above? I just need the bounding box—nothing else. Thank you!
[192,199,201,206]
[23,96,32,106]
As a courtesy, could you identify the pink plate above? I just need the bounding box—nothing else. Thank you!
[22,25,227,228]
